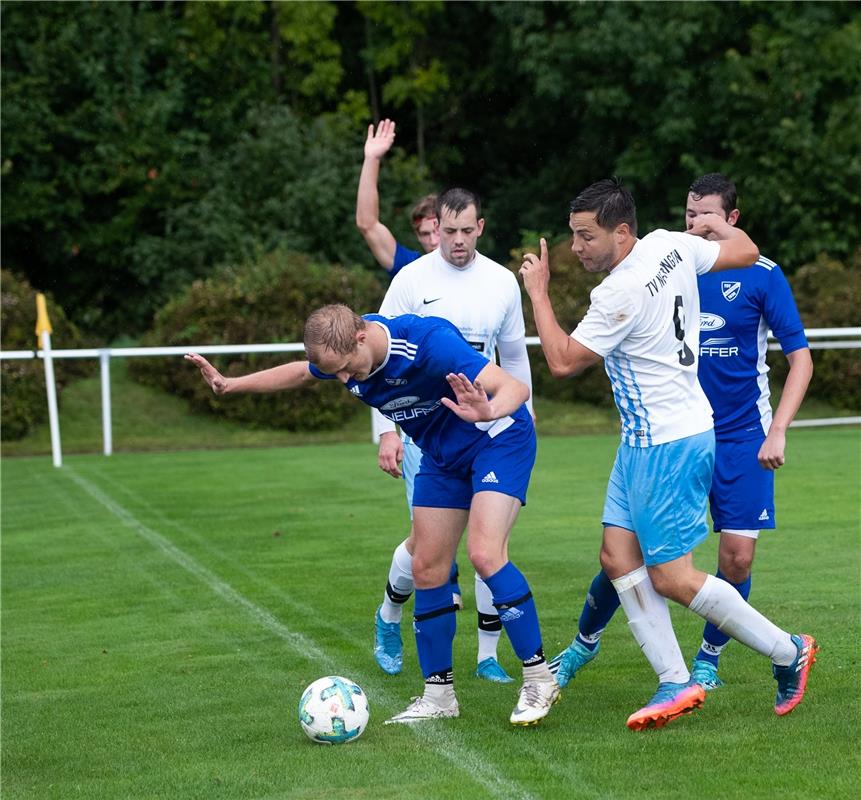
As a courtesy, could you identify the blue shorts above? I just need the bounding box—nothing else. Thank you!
[413,421,536,510]
[710,436,775,532]
[602,429,715,565]
[402,437,423,517]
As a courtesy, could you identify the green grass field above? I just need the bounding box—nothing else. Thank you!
[2,428,859,799]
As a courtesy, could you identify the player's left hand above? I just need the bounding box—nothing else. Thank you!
[519,237,551,297]
[441,372,494,422]
[758,430,786,470]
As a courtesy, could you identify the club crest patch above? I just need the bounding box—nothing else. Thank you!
[722,281,741,301]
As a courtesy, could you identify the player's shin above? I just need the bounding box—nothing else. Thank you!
[612,566,689,683]
[381,540,414,623]
[688,574,796,665]
[577,569,621,649]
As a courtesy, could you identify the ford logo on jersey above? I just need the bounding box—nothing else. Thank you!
[380,396,420,412]
[699,313,726,331]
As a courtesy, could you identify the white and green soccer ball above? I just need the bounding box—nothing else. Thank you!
[298,676,369,744]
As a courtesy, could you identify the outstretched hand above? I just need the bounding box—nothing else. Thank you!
[184,353,229,395]
[519,237,551,297]
[364,118,396,161]
[440,372,494,423]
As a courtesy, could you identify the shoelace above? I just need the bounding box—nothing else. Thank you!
[518,682,543,708]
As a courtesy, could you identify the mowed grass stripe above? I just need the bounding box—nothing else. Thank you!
[59,465,546,800]
[2,428,858,799]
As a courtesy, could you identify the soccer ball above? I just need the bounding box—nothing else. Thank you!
[298,676,369,744]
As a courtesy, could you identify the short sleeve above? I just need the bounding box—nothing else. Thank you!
[571,283,638,357]
[764,266,808,355]
[308,363,336,380]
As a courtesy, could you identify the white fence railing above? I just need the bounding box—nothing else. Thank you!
[2,328,859,467]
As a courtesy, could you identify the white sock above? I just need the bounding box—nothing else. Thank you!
[689,574,796,665]
[381,540,414,624]
[475,574,502,662]
[522,661,554,682]
[423,681,457,707]
[611,566,689,684]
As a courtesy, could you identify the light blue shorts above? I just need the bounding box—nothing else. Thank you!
[602,429,715,565]
[402,436,423,517]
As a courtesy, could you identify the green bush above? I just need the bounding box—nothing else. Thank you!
[1,269,94,440]
[129,250,385,430]
[771,248,861,411]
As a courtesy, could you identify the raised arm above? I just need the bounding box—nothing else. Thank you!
[686,213,760,272]
[184,353,316,394]
[519,238,603,378]
[356,119,399,271]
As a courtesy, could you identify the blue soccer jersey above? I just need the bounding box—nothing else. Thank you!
[697,257,808,439]
[390,242,421,278]
[309,314,532,470]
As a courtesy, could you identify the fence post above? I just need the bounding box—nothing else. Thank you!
[100,349,113,456]
[35,294,62,468]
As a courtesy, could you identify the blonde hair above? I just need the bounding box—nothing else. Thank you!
[303,304,365,363]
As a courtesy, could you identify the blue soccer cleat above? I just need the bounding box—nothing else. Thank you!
[626,680,705,731]
[374,605,403,675]
[475,657,514,683]
[548,640,599,688]
[773,633,818,716]
[690,658,724,692]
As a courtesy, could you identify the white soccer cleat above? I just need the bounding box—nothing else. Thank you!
[385,694,460,724]
[509,678,561,726]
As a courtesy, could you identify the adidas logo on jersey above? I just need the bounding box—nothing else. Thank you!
[481,471,499,484]
[758,508,770,521]
[350,385,362,396]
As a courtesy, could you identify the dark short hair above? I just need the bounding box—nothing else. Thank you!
[303,304,365,363]
[689,173,737,216]
[410,194,437,229]
[569,177,637,236]
[436,187,481,220]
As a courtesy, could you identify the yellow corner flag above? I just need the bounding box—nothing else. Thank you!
[35,293,53,344]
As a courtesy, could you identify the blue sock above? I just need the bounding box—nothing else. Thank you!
[484,561,542,662]
[575,569,620,651]
[697,569,752,665]
[414,584,458,679]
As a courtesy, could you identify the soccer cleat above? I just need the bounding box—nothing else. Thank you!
[475,657,515,684]
[690,658,724,692]
[773,633,818,716]
[548,640,599,688]
[509,678,561,726]
[384,694,459,724]
[374,605,403,675]
[626,681,705,731]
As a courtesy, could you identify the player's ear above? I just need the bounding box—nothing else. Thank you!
[476,218,485,236]
[727,208,740,227]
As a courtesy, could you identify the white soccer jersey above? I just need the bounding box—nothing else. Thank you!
[572,229,721,447]
[379,249,526,357]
